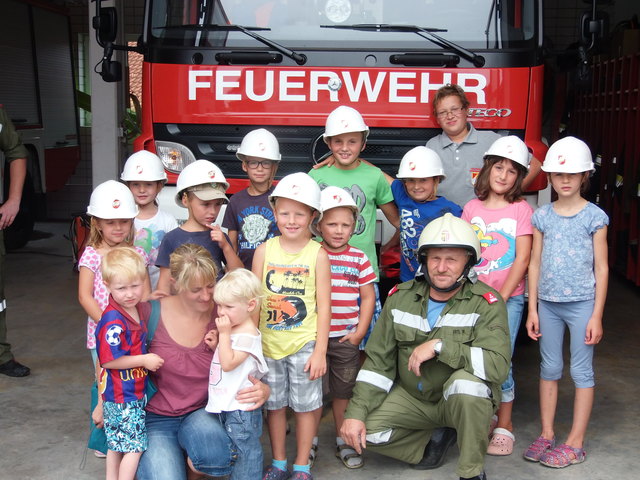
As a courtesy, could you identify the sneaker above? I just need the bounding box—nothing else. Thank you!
[263,465,291,480]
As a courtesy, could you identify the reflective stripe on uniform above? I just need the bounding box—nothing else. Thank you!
[435,312,479,328]
[366,429,393,444]
[470,347,486,380]
[356,369,394,392]
[443,379,491,401]
[392,308,430,333]
[0,299,6,312]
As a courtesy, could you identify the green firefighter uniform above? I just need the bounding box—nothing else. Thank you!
[345,275,510,479]
[0,106,28,365]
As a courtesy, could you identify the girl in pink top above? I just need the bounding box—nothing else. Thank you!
[462,136,533,457]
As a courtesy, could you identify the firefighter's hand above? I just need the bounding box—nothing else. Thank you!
[0,198,20,230]
[407,339,440,376]
[340,419,367,454]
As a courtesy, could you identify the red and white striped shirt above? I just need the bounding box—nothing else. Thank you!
[324,245,376,337]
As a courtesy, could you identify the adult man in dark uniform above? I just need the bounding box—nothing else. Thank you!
[0,105,30,377]
[341,214,510,480]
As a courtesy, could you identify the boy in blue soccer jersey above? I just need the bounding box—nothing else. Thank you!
[95,247,164,480]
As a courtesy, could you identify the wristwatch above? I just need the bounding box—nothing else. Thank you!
[434,340,443,355]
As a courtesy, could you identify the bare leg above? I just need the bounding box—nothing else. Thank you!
[267,408,289,461]
[105,450,122,480]
[495,401,514,432]
[539,379,557,440]
[565,387,594,449]
[294,409,321,466]
[118,452,142,480]
[332,398,349,438]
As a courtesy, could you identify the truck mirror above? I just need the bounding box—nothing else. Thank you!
[93,7,118,45]
[100,58,122,83]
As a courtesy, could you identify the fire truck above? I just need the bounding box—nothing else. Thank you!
[1,0,80,249]
[95,0,547,250]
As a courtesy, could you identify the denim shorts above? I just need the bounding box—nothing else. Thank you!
[103,398,147,453]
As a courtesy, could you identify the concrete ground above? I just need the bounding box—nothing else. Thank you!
[0,222,638,480]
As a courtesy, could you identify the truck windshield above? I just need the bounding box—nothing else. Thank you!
[148,0,537,50]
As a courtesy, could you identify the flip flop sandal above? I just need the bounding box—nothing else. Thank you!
[309,441,318,467]
[523,436,555,462]
[335,444,364,469]
[540,444,586,468]
[487,428,515,456]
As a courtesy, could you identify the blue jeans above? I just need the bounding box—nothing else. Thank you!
[137,408,236,480]
[501,294,525,403]
[222,409,263,480]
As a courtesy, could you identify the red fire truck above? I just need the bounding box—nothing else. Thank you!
[96,0,547,245]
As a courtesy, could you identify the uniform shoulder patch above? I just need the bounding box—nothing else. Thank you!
[482,291,499,304]
[388,284,399,297]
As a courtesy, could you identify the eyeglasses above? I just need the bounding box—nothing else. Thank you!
[436,106,465,119]
[245,160,275,169]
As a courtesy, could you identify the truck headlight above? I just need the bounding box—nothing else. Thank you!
[155,141,196,173]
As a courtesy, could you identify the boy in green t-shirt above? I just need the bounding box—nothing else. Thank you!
[309,105,399,353]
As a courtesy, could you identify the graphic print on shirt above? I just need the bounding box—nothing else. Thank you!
[469,216,516,275]
[209,348,222,386]
[239,206,275,248]
[134,227,168,264]
[265,265,309,329]
[399,206,457,269]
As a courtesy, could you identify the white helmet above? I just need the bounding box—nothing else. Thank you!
[175,160,229,206]
[417,213,481,292]
[319,186,358,214]
[120,150,168,182]
[236,128,281,162]
[269,172,321,213]
[87,180,138,219]
[397,146,446,179]
[542,136,594,173]
[323,106,370,141]
[484,136,530,169]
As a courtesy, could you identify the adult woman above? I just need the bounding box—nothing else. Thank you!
[136,243,269,480]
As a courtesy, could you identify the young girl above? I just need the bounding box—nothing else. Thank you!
[204,268,268,480]
[524,136,608,468]
[79,180,150,367]
[121,150,178,290]
[462,136,533,456]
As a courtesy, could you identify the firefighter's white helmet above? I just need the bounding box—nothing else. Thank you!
[417,213,481,264]
[87,180,138,219]
[323,106,370,141]
[542,136,594,173]
[120,150,168,182]
[483,136,531,169]
[175,160,229,207]
[236,128,282,162]
[269,172,321,213]
[397,146,446,179]
[319,186,358,214]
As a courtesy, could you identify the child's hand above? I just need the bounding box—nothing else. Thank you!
[526,311,541,341]
[313,156,335,169]
[149,289,170,300]
[585,316,603,345]
[208,224,225,246]
[215,315,232,335]
[204,329,219,350]
[304,350,327,380]
[339,330,362,347]
[91,401,104,429]
[144,353,164,372]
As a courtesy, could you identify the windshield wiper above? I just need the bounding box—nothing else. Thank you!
[164,24,307,65]
[321,24,485,67]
